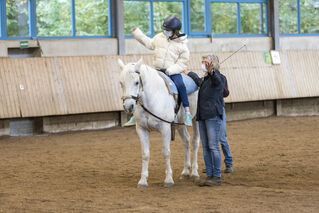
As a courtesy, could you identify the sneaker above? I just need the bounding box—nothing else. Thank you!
[224,165,234,173]
[184,112,192,127]
[124,116,136,127]
[206,176,221,186]
[199,176,212,187]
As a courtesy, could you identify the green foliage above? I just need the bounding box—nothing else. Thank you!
[300,0,319,33]
[211,2,266,35]
[7,0,29,37]
[241,3,263,34]
[124,1,182,35]
[75,0,109,36]
[4,0,319,37]
[279,0,298,34]
[124,1,150,35]
[190,0,205,32]
[212,3,237,34]
[280,0,319,34]
[36,0,72,36]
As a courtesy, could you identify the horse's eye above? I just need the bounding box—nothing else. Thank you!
[135,81,139,85]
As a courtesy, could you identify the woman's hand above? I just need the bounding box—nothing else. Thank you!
[184,70,190,75]
[206,62,214,74]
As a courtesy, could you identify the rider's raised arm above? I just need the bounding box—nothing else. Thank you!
[132,27,155,50]
[165,46,190,76]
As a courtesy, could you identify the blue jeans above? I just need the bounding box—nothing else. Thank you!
[199,116,222,178]
[220,107,233,167]
[170,74,189,107]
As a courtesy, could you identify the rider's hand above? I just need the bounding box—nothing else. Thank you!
[132,26,137,32]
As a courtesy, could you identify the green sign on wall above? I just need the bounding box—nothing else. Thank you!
[263,51,271,64]
[20,41,29,49]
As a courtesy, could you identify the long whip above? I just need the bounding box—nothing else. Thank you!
[220,44,247,64]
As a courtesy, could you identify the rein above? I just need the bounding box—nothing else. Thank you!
[138,99,184,126]
[121,67,184,126]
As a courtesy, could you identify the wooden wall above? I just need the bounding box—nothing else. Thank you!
[0,56,123,119]
[0,50,318,119]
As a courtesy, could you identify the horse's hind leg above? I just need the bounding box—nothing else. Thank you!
[178,126,191,179]
[160,124,174,187]
[136,127,150,188]
[191,120,200,180]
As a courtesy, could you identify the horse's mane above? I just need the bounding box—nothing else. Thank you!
[138,63,172,97]
[139,64,163,83]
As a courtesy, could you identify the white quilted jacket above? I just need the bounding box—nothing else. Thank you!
[132,28,190,75]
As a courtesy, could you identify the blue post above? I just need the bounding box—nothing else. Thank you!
[206,0,212,36]
[29,0,37,38]
[71,0,76,37]
[237,2,241,34]
[1,0,7,39]
[150,1,154,37]
[108,0,112,36]
[260,3,263,34]
[297,0,301,34]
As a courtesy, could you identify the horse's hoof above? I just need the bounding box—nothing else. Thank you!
[163,182,174,188]
[180,174,190,180]
[137,184,148,188]
[191,175,200,181]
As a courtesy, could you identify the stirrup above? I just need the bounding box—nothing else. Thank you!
[124,116,136,127]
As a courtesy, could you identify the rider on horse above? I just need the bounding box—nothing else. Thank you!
[124,16,193,127]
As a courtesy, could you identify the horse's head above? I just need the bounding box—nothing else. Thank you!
[118,58,143,114]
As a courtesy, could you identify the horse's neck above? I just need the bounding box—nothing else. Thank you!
[140,65,172,108]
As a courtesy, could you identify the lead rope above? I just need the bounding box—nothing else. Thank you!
[137,99,184,126]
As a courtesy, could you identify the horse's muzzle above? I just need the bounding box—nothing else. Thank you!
[123,102,135,113]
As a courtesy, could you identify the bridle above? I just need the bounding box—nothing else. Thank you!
[121,70,143,104]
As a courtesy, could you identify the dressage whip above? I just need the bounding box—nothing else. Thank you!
[220,43,247,64]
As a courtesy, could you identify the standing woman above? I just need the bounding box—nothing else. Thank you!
[187,55,226,186]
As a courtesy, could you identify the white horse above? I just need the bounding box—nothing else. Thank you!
[118,58,200,188]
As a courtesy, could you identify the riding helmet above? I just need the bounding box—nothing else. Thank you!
[161,16,182,31]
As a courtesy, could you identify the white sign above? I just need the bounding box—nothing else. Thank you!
[270,50,281,65]
[19,84,24,90]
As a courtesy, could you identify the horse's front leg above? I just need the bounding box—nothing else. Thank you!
[177,126,191,179]
[160,123,174,187]
[136,126,150,188]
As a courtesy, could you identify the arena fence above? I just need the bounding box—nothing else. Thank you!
[0,50,319,119]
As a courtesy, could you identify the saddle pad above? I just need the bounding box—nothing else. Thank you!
[158,72,198,95]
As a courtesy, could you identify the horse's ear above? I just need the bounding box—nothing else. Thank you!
[135,58,143,72]
[118,58,125,70]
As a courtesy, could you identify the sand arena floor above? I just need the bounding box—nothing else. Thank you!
[0,116,318,212]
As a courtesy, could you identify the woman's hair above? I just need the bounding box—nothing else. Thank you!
[202,55,220,70]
